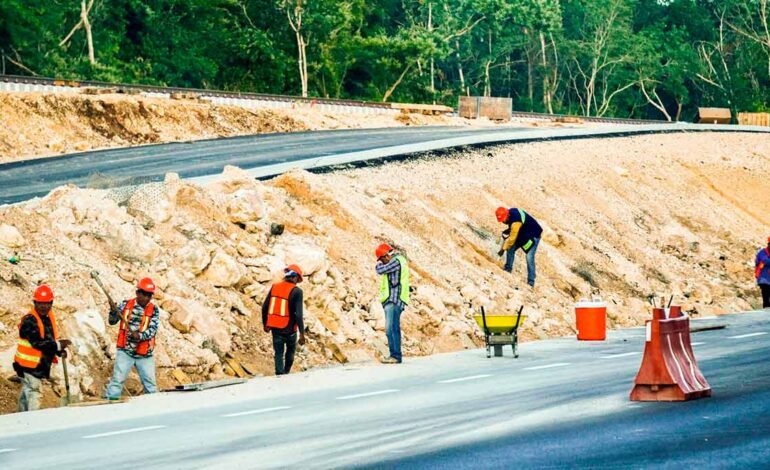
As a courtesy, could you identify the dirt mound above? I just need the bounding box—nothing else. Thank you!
[0,132,768,415]
[0,92,472,163]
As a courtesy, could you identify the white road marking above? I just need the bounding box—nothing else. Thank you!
[438,374,492,384]
[336,389,399,400]
[0,448,16,454]
[524,363,570,371]
[728,332,767,339]
[82,425,166,439]
[600,352,641,359]
[222,406,292,418]
[691,342,705,346]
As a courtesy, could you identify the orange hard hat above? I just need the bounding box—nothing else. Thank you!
[136,277,156,293]
[284,264,303,282]
[33,284,54,303]
[375,243,393,259]
[495,207,509,223]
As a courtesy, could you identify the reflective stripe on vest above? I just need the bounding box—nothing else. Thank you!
[266,281,296,330]
[517,208,526,224]
[14,309,59,369]
[379,255,410,305]
[116,299,155,356]
[522,239,533,251]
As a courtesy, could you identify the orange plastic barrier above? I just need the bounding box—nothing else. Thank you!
[575,299,606,340]
[630,307,711,401]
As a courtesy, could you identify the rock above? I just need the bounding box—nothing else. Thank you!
[416,285,447,312]
[107,223,161,263]
[236,240,261,258]
[270,223,285,236]
[188,300,231,353]
[226,189,265,224]
[127,181,176,226]
[0,224,24,248]
[207,165,261,194]
[281,241,327,276]
[176,240,212,275]
[204,250,244,287]
[366,301,384,321]
[243,283,265,299]
[164,298,195,333]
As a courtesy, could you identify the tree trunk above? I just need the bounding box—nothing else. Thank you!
[81,0,96,64]
[540,32,553,114]
[428,2,435,101]
[382,62,413,102]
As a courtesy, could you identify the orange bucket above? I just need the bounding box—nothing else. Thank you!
[575,299,607,341]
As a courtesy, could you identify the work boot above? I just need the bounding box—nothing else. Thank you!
[381,357,400,364]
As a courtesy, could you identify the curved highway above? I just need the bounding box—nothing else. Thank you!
[1,123,770,205]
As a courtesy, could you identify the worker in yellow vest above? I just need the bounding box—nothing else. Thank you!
[13,285,72,412]
[262,265,306,375]
[375,244,410,364]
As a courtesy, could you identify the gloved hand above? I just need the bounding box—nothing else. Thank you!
[60,350,68,359]
[299,334,306,346]
[129,331,141,342]
[263,325,270,333]
[497,249,505,257]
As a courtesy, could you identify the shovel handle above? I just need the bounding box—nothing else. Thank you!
[91,272,117,311]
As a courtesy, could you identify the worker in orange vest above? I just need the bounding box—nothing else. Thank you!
[13,285,72,412]
[105,277,160,399]
[262,265,306,375]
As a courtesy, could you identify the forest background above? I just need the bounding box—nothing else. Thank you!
[1,0,769,121]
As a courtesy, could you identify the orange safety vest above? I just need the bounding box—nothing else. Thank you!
[14,309,59,369]
[266,281,297,331]
[116,299,156,356]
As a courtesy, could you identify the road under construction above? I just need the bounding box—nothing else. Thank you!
[1,84,770,468]
[0,311,768,468]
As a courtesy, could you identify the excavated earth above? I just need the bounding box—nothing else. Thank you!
[0,97,769,414]
[0,91,555,162]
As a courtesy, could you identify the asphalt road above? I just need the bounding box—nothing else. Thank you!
[0,126,534,204]
[0,310,768,469]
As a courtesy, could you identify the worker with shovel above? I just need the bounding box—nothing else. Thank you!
[495,207,543,287]
[13,285,72,412]
[104,277,160,400]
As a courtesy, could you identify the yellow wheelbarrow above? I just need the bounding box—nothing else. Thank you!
[473,306,525,358]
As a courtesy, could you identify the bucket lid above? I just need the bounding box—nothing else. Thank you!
[575,299,606,308]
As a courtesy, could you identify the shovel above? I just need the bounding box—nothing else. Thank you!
[60,354,73,407]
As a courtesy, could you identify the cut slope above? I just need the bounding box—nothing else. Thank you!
[0,132,767,414]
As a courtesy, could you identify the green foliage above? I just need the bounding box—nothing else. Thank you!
[0,0,769,117]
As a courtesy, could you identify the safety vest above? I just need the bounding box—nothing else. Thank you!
[379,255,410,305]
[14,309,59,369]
[116,299,156,356]
[266,281,297,330]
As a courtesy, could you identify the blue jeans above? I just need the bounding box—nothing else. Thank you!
[106,349,157,399]
[383,302,403,362]
[504,237,540,286]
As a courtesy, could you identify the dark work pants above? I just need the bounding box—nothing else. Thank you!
[272,331,297,375]
[761,284,770,309]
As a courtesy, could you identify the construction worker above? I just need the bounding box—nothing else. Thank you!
[262,265,306,375]
[105,277,160,400]
[756,236,770,309]
[13,285,72,412]
[375,243,410,364]
[495,207,543,287]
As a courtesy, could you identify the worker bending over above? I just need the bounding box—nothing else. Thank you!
[495,207,543,287]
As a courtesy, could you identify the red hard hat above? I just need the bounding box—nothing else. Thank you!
[284,264,303,282]
[33,284,54,302]
[375,243,393,260]
[767,236,770,244]
[495,207,509,223]
[136,277,156,293]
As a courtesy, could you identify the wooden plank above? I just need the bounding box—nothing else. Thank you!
[738,112,770,127]
[697,107,731,124]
